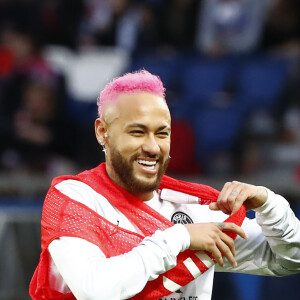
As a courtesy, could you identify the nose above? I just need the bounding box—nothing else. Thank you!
[142,134,160,156]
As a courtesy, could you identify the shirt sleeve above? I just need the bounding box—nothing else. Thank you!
[48,223,190,300]
[216,188,300,275]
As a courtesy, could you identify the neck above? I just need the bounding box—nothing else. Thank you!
[134,191,154,202]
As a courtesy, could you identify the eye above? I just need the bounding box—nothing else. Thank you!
[157,131,170,138]
[130,130,144,136]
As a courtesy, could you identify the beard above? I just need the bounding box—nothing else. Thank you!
[109,146,169,195]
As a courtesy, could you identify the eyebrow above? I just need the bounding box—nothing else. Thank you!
[126,123,171,131]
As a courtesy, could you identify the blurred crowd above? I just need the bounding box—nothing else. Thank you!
[0,0,300,186]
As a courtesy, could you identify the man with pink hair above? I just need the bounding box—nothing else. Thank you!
[30,70,300,300]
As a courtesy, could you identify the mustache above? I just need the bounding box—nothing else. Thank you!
[131,153,166,163]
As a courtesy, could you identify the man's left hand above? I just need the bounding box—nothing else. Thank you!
[209,181,268,215]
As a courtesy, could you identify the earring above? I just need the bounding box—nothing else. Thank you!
[104,133,108,138]
[98,139,107,155]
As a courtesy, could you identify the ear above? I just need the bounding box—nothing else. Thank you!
[95,118,108,145]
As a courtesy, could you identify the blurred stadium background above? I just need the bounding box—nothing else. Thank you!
[0,0,300,299]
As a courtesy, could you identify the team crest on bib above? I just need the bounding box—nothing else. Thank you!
[171,212,193,224]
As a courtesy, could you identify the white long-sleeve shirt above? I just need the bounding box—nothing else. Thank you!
[48,179,300,300]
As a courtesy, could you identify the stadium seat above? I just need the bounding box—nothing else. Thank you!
[128,54,178,90]
[180,58,232,109]
[129,54,187,120]
[193,107,244,172]
[235,57,288,112]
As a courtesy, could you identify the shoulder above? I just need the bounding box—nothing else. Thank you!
[54,179,108,212]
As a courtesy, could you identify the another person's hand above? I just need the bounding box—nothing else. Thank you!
[184,222,247,267]
[209,181,268,215]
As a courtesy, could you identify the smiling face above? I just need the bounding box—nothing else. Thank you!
[95,92,171,201]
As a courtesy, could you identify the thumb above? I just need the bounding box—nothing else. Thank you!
[209,202,220,211]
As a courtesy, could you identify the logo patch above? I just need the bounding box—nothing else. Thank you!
[171,212,193,224]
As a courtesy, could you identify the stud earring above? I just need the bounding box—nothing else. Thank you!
[104,133,108,138]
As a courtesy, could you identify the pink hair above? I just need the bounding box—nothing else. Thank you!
[97,70,166,118]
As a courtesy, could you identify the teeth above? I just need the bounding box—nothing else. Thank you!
[137,160,157,166]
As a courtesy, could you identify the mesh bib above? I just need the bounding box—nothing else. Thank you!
[30,163,246,300]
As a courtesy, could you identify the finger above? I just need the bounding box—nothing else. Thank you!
[219,206,232,215]
[231,191,248,214]
[209,244,224,267]
[217,222,226,230]
[209,202,220,211]
[231,183,258,213]
[225,183,245,212]
[217,182,233,213]
[222,182,248,213]
[216,238,237,267]
[218,182,241,213]
[215,196,232,215]
[219,230,236,257]
[218,181,240,200]
[220,222,248,239]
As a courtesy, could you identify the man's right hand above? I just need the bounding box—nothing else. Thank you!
[184,222,247,267]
